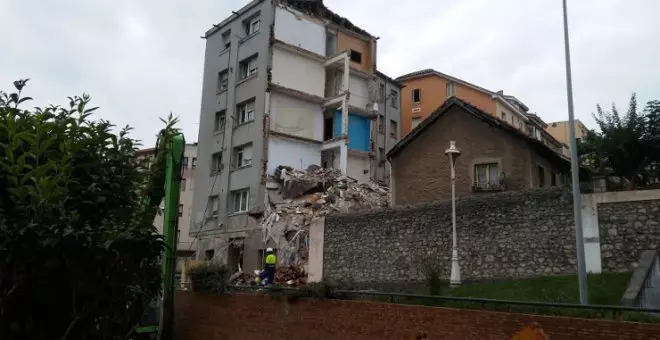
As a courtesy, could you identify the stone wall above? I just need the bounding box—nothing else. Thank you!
[598,200,660,272]
[323,188,578,283]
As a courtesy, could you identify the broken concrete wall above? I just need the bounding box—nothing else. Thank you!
[195,228,270,273]
[251,165,389,275]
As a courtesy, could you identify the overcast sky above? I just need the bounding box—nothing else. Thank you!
[1,0,658,147]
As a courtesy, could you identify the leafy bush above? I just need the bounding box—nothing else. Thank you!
[188,263,230,294]
[0,80,172,340]
[421,253,443,296]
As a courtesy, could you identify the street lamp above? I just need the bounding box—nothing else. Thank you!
[445,141,461,287]
[562,0,588,305]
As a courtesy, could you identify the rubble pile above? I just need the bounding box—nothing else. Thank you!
[230,271,256,285]
[275,265,307,286]
[251,165,390,272]
[228,265,307,287]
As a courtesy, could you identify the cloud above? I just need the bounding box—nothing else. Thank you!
[1,0,658,148]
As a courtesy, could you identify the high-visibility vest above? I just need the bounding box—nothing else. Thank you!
[265,253,277,265]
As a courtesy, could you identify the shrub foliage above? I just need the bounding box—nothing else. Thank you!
[0,80,173,340]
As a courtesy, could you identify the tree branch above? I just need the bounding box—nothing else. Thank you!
[60,315,81,340]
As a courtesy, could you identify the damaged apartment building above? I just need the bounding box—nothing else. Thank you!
[191,0,401,271]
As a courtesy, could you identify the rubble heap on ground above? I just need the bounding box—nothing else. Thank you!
[228,265,307,287]
[251,165,390,274]
[275,265,307,286]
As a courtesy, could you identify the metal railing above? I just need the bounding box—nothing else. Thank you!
[222,285,660,322]
[636,251,660,309]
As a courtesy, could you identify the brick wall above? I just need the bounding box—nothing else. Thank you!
[175,292,660,340]
[391,106,564,205]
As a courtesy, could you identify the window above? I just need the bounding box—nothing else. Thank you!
[221,30,231,49]
[234,144,252,168]
[474,163,499,187]
[208,195,219,217]
[511,116,514,126]
[214,110,226,132]
[501,112,507,121]
[411,117,422,129]
[182,157,189,168]
[178,204,183,217]
[180,178,186,191]
[239,55,258,80]
[412,89,421,103]
[236,99,255,124]
[389,120,398,139]
[378,147,385,163]
[551,172,557,186]
[323,117,334,141]
[246,17,260,35]
[211,152,223,174]
[390,90,398,108]
[446,82,455,97]
[217,70,228,92]
[192,157,197,169]
[205,249,215,261]
[538,166,545,188]
[378,114,384,134]
[349,49,362,64]
[379,83,385,101]
[231,189,249,213]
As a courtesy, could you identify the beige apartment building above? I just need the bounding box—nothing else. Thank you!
[546,120,588,155]
[137,143,198,281]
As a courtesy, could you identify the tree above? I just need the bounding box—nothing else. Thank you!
[0,80,176,340]
[643,100,660,180]
[578,93,648,186]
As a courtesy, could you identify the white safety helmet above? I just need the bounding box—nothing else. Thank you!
[266,247,273,252]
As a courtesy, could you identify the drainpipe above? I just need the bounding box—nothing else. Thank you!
[382,86,388,182]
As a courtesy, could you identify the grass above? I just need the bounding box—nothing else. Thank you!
[379,272,660,322]
[440,272,632,305]
[244,272,660,322]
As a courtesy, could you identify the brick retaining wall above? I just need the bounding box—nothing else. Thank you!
[175,292,660,340]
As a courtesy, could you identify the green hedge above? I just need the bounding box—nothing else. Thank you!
[188,263,230,294]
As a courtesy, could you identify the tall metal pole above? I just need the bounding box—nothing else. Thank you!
[562,0,589,305]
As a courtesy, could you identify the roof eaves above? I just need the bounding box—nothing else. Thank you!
[375,70,404,88]
[394,68,436,81]
[387,97,463,160]
[387,97,567,168]
[395,69,495,97]
[493,95,530,122]
[204,0,265,39]
[279,0,373,37]
[503,94,529,111]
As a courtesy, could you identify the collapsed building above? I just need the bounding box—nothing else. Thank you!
[254,165,389,263]
[190,0,400,284]
[234,165,389,284]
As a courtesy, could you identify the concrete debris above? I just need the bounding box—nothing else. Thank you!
[252,165,390,272]
[228,265,307,287]
[275,265,307,286]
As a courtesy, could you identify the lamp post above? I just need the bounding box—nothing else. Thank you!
[445,141,461,286]
[562,0,588,305]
